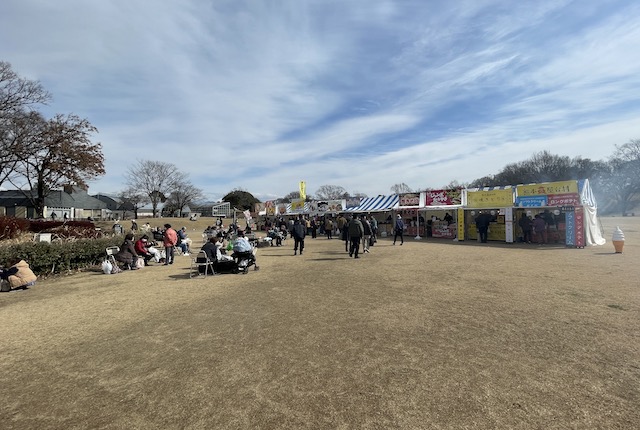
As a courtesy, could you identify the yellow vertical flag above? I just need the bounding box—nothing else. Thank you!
[299,181,306,200]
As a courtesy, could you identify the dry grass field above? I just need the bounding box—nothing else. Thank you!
[1,216,638,429]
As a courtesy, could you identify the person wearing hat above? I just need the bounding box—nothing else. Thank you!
[393,214,405,245]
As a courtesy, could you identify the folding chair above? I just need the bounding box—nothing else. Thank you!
[190,251,215,278]
[105,246,119,266]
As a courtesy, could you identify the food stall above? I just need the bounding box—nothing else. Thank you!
[344,195,399,237]
[463,187,515,242]
[514,179,605,247]
[396,192,424,237]
[419,189,463,239]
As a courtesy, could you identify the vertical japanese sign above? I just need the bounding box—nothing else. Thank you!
[574,206,585,248]
[565,209,575,246]
[457,208,465,240]
[299,181,306,200]
[504,207,514,243]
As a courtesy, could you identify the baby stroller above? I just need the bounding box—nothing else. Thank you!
[231,250,259,274]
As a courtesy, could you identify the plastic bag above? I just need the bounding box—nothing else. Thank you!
[101,260,113,274]
[136,257,145,269]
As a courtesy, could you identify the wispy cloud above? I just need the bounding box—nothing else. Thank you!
[1,0,639,200]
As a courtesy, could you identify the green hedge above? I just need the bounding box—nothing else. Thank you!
[0,237,123,276]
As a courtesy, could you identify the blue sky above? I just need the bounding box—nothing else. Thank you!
[1,0,639,202]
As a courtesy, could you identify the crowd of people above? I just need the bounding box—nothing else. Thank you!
[261,213,381,259]
[517,209,558,245]
[110,223,196,270]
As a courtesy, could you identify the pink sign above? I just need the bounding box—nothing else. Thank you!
[425,189,461,206]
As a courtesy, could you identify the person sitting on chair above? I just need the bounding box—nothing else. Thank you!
[177,227,192,256]
[134,234,160,265]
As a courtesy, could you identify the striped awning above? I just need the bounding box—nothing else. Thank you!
[345,195,399,212]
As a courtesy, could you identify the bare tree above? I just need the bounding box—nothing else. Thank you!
[600,139,640,215]
[0,110,44,185]
[390,183,413,194]
[125,160,186,217]
[0,62,51,185]
[8,113,105,217]
[118,187,149,220]
[315,185,347,200]
[282,191,300,203]
[441,180,467,190]
[166,179,205,217]
[0,61,50,116]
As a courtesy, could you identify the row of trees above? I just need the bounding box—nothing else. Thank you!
[382,146,640,215]
[468,145,640,215]
[253,144,640,216]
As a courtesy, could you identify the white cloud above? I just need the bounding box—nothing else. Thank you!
[1,0,639,201]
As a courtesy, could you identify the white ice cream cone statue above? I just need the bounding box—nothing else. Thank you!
[612,226,625,253]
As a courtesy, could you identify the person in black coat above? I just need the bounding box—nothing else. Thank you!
[292,215,306,255]
[115,233,140,270]
[475,211,492,243]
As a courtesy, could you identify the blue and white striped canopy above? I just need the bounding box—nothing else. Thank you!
[344,195,399,212]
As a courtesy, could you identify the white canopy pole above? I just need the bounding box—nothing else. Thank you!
[415,209,422,240]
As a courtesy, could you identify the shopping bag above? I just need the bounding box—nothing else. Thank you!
[101,260,113,274]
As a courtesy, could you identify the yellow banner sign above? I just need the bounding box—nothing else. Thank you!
[299,181,306,200]
[516,180,578,197]
[466,189,514,208]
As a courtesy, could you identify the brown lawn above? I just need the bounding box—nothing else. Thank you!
[1,216,638,429]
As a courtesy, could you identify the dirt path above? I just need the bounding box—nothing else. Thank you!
[1,217,638,429]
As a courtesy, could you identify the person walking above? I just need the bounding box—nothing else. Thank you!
[393,214,405,245]
[361,215,372,254]
[324,217,333,239]
[348,215,364,258]
[292,215,306,255]
[369,214,378,245]
[341,217,350,252]
[162,223,178,265]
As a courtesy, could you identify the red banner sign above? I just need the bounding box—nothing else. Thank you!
[574,206,584,248]
[547,193,580,207]
[425,189,462,206]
